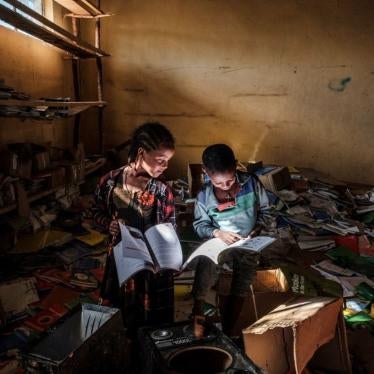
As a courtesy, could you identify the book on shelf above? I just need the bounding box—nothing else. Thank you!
[113,222,276,286]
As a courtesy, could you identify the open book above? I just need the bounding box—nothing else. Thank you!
[113,223,276,286]
[182,235,276,268]
[113,223,183,287]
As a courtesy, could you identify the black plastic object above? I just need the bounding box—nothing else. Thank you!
[138,320,263,373]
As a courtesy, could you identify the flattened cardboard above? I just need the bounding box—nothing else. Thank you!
[243,296,343,374]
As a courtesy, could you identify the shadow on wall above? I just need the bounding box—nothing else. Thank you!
[100,65,374,184]
[100,67,347,180]
[101,68,285,179]
[102,68,244,177]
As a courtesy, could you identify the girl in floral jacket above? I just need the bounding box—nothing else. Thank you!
[93,123,176,333]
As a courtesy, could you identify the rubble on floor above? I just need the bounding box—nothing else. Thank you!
[0,163,373,372]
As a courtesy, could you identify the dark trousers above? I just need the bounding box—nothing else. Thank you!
[101,251,174,334]
[191,249,260,301]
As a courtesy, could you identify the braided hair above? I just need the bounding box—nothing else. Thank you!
[128,122,175,163]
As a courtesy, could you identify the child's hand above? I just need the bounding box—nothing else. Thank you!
[109,219,120,237]
[213,230,242,244]
[109,213,124,238]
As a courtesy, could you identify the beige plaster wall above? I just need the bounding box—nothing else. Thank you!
[95,0,374,183]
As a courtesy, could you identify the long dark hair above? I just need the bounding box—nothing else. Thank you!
[127,122,175,163]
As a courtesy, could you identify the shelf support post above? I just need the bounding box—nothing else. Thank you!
[72,17,81,147]
[95,0,104,153]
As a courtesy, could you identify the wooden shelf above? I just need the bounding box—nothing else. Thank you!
[0,186,61,215]
[54,0,110,18]
[0,0,109,58]
[0,158,106,215]
[0,99,106,118]
[84,157,106,176]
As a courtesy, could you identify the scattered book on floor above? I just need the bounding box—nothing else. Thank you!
[297,239,336,251]
[24,308,62,332]
[69,272,98,290]
[56,244,90,265]
[356,205,374,215]
[75,228,107,246]
[0,278,39,322]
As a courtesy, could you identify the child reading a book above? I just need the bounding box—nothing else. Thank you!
[93,122,176,332]
[191,144,272,337]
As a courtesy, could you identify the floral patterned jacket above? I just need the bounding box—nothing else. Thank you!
[92,166,176,238]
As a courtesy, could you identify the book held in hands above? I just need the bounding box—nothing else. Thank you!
[182,235,276,266]
[113,222,276,286]
[112,223,183,287]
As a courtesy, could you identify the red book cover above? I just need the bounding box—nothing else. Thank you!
[24,309,61,332]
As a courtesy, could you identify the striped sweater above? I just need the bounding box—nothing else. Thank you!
[193,171,272,239]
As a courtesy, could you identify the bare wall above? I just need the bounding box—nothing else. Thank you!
[94,0,374,183]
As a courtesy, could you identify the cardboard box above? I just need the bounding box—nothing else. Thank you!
[217,268,350,373]
[258,166,291,193]
[218,269,290,296]
[187,163,204,198]
[252,268,289,293]
[242,296,350,374]
[217,269,293,335]
[308,311,351,373]
[219,291,295,336]
[217,266,343,338]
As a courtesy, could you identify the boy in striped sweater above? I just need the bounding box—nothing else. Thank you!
[191,144,272,337]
